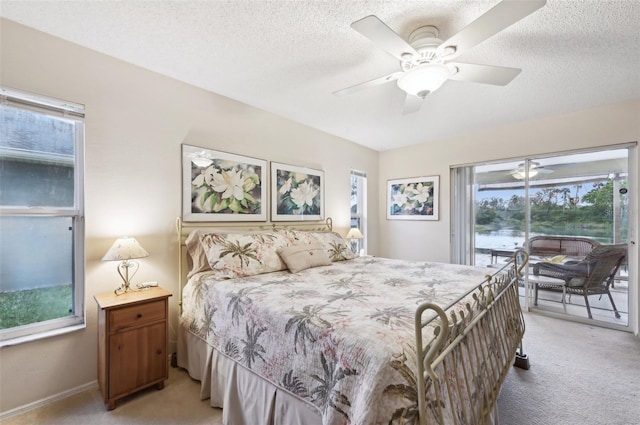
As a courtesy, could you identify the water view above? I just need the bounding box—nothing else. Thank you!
[476,228,616,252]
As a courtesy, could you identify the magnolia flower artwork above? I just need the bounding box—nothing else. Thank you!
[271,162,324,221]
[387,176,439,220]
[182,145,267,221]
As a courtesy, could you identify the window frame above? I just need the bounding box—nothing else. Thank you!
[350,170,367,254]
[0,87,85,346]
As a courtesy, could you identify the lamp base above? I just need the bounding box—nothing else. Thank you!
[114,260,139,295]
[114,284,135,296]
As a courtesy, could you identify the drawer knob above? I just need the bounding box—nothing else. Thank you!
[136,313,143,319]
[156,349,162,355]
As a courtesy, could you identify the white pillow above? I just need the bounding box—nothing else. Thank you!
[277,243,331,273]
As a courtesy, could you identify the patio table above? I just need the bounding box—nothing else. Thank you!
[529,274,568,313]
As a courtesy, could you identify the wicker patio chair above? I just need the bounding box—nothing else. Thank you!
[526,235,600,259]
[532,244,627,319]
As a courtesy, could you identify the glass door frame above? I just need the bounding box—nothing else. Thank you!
[451,143,637,333]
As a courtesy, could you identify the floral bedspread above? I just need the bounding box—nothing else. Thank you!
[182,256,496,425]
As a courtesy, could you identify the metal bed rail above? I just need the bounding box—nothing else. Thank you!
[415,250,528,425]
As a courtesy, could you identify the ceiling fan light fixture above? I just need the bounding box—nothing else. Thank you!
[511,162,540,179]
[397,64,450,98]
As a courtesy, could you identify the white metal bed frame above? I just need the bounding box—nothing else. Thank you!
[176,217,528,425]
[415,252,528,424]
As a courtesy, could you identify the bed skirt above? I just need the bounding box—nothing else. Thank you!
[178,325,323,425]
[178,322,501,425]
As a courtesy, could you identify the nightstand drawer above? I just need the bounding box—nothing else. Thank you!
[109,299,165,331]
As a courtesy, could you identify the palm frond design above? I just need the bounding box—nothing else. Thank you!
[384,351,445,425]
[189,318,204,336]
[261,276,298,287]
[327,290,370,303]
[191,279,210,303]
[327,277,355,290]
[408,288,437,305]
[218,239,260,269]
[202,304,217,337]
[224,341,240,358]
[226,287,256,326]
[327,241,348,261]
[282,370,309,398]
[251,233,278,244]
[383,277,412,287]
[310,352,358,421]
[368,306,412,328]
[283,289,321,299]
[285,304,332,355]
[241,322,267,369]
[319,268,343,276]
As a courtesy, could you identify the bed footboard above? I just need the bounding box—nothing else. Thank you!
[415,251,527,425]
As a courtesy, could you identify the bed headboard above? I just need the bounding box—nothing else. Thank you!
[175,217,334,312]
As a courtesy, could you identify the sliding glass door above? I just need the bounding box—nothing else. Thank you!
[452,146,634,329]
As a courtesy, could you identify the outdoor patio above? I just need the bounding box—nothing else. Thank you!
[477,251,629,327]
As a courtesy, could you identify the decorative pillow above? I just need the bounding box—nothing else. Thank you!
[185,230,212,278]
[199,231,290,278]
[308,231,357,262]
[549,255,567,263]
[277,243,332,273]
[277,229,316,245]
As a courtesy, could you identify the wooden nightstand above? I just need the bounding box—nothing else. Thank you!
[94,287,172,410]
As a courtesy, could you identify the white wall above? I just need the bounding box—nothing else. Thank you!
[0,19,379,414]
[378,98,640,332]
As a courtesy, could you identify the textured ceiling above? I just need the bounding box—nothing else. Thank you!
[1,0,639,151]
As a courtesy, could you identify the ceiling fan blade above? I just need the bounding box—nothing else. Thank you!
[448,62,521,86]
[351,15,418,60]
[402,94,423,115]
[435,0,546,60]
[333,72,402,96]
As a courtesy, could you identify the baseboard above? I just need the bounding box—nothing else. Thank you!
[0,380,98,420]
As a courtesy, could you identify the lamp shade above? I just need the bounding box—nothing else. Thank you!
[397,64,450,98]
[102,237,149,261]
[345,228,364,240]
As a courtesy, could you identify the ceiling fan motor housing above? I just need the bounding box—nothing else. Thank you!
[396,25,456,97]
[401,25,443,71]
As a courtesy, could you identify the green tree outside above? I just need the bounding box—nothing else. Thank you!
[475,179,628,241]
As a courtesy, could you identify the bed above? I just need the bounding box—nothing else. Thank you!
[176,218,528,425]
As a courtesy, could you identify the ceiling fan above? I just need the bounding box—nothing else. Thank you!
[334,0,546,114]
[510,161,554,180]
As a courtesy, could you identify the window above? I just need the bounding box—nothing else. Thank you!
[350,170,367,254]
[0,87,85,345]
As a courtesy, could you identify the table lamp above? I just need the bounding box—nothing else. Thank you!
[345,228,364,254]
[102,237,149,295]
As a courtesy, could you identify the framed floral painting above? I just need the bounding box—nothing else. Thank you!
[387,175,439,220]
[182,144,267,222]
[271,162,324,221]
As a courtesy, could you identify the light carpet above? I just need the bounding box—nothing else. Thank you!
[2,311,639,425]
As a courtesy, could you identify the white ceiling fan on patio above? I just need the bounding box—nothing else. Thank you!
[510,161,554,179]
[334,0,546,114]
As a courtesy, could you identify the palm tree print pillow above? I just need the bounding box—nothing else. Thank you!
[200,231,290,278]
[289,230,356,261]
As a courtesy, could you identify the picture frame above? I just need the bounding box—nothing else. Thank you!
[271,162,324,221]
[182,144,267,222]
[387,175,439,220]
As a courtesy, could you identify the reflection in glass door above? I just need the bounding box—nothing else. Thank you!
[525,151,630,326]
[464,147,632,328]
